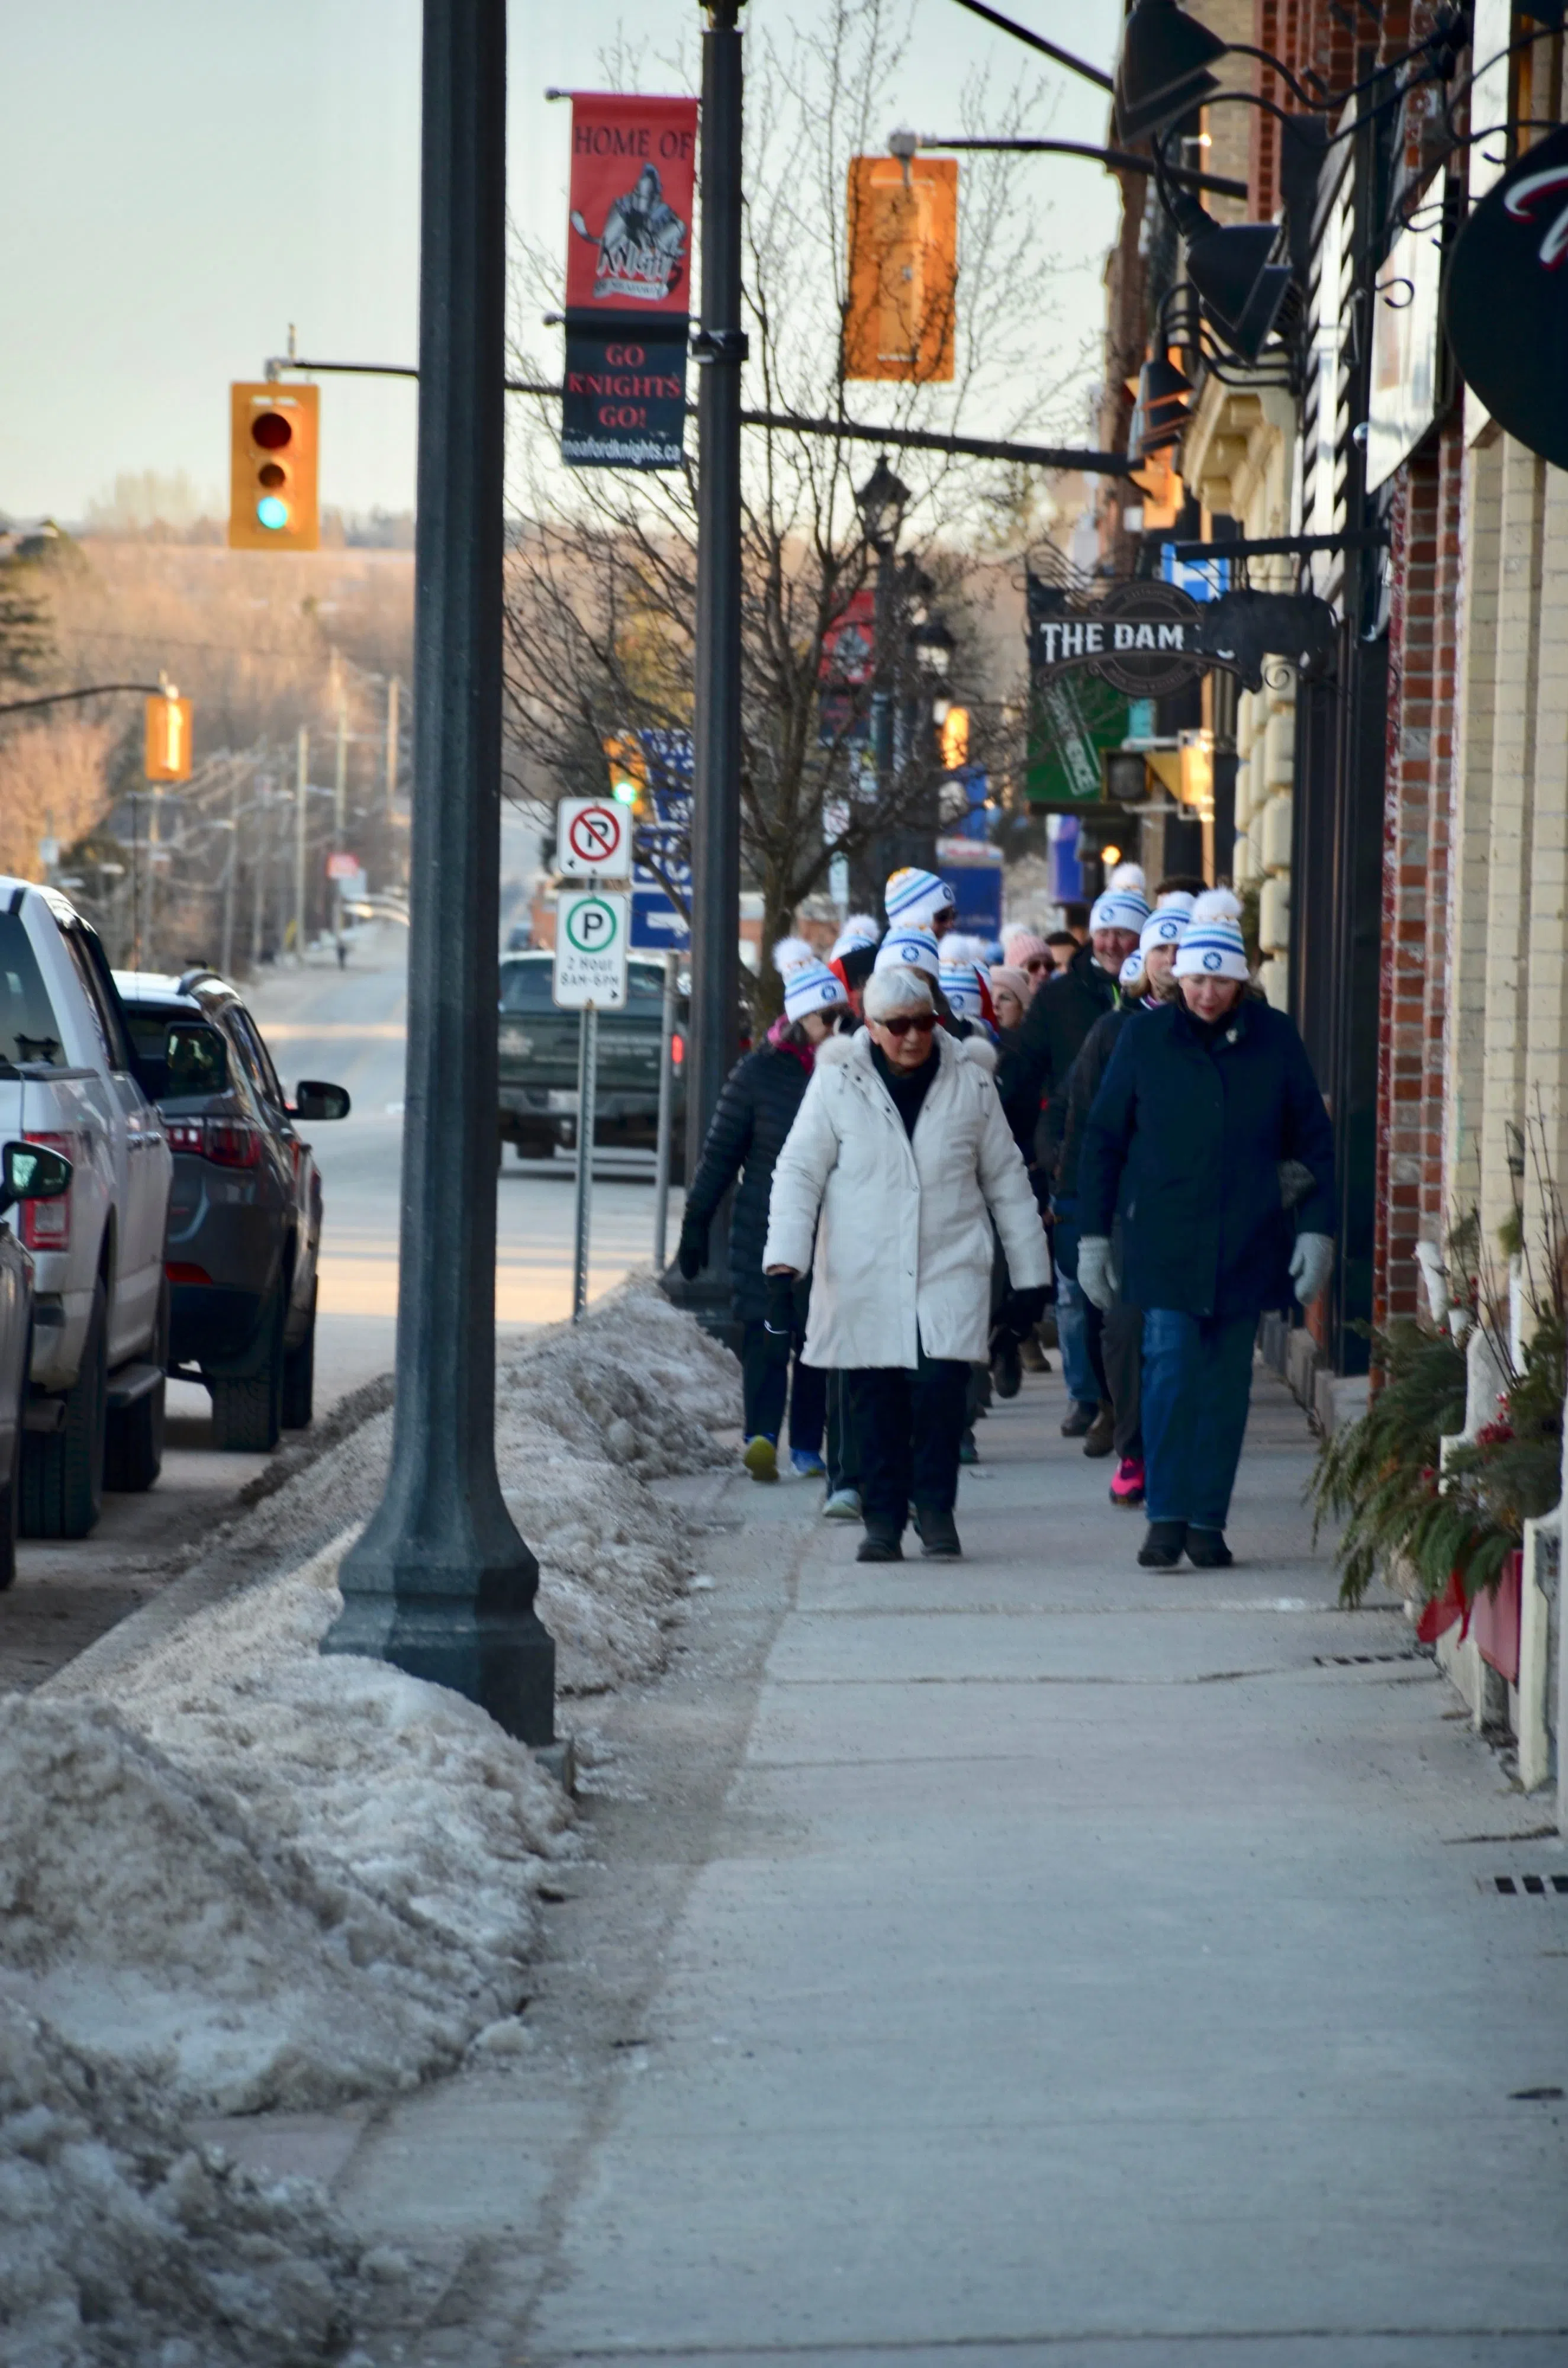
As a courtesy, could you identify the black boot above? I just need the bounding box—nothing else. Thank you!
[990,1334,1022,1399]
[913,1506,962,1559]
[1185,1527,1234,1568]
[1060,1399,1097,1438]
[857,1524,904,1563]
[1137,1520,1187,1569]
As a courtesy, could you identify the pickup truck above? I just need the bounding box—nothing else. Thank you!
[0,881,181,1536]
[497,951,686,1167]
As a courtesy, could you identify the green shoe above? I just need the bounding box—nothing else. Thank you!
[742,1434,778,1483]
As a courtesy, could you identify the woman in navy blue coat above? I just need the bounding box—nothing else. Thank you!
[1075,892,1335,1571]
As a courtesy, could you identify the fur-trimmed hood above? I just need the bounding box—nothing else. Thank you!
[816,1026,997,1078]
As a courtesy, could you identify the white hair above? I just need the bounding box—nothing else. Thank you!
[864,965,935,1023]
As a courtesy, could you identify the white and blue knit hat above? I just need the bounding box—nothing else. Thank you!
[1090,885,1152,935]
[1173,887,1249,982]
[783,958,847,1021]
[874,924,941,980]
[830,911,881,960]
[1118,951,1145,989]
[1139,905,1189,956]
[884,866,956,928]
[939,961,984,1018]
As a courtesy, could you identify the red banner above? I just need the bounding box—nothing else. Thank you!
[566,94,698,318]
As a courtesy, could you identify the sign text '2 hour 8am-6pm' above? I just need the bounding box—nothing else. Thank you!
[553,890,630,1011]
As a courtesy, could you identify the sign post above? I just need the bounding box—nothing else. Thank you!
[553,887,629,1322]
[652,950,679,1272]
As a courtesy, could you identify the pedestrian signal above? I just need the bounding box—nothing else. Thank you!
[144,693,193,781]
[228,382,320,551]
[845,155,957,383]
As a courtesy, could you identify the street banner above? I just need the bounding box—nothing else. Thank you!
[562,94,698,470]
[845,155,957,384]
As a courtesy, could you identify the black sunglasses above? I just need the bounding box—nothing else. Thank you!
[880,1012,938,1040]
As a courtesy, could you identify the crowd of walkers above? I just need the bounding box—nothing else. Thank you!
[678,857,1335,1571]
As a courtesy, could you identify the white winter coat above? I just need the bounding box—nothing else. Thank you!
[761,1028,1049,1368]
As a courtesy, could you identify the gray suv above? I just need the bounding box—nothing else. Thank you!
[114,970,349,1453]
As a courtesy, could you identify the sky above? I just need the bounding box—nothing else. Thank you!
[2,0,1124,526]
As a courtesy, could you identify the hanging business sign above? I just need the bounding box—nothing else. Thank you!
[1444,121,1568,473]
[561,93,698,469]
[1366,173,1446,493]
[1031,580,1208,699]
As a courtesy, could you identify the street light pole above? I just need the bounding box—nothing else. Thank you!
[324,0,555,1746]
[666,0,746,1337]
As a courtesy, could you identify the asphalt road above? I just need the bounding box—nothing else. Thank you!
[2,923,682,1689]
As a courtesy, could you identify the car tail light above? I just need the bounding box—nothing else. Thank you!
[166,1262,213,1285]
[671,1032,685,1069]
[21,1131,75,1252]
[163,1117,263,1168]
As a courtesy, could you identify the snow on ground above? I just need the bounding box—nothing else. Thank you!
[0,1997,397,2367]
[0,1283,740,2129]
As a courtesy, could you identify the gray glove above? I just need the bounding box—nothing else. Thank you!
[1289,1231,1334,1307]
[1076,1235,1117,1312]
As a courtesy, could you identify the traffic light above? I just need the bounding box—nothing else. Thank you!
[144,691,193,781]
[845,154,958,383]
[940,706,970,771]
[228,382,320,551]
[604,733,648,811]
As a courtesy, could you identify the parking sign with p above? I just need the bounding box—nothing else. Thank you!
[558,797,631,879]
[553,889,629,1009]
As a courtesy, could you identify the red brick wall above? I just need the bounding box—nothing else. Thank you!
[1371,425,1464,1328]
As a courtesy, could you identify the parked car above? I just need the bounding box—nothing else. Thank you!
[0,1140,73,1585]
[0,880,177,1538]
[498,951,687,1169]
[114,969,350,1454]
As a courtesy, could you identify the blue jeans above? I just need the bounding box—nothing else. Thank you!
[1140,1310,1257,1530]
[1052,1205,1100,1410]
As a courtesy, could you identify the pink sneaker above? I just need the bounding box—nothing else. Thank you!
[1109,1456,1145,1507]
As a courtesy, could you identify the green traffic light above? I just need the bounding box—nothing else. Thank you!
[256,494,290,531]
[611,779,639,805]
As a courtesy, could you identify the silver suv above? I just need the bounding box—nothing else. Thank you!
[0,881,176,1536]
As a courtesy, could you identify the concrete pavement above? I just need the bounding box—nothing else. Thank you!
[332,1357,1567,2364]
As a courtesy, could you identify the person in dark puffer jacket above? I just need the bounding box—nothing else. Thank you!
[677,943,849,1484]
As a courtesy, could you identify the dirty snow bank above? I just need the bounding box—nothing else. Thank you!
[0,1997,392,2368]
[0,1283,740,2113]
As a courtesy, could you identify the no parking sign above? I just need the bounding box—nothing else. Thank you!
[558,797,632,879]
[553,890,629,1009]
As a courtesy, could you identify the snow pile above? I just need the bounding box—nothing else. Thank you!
[0,1285,740,2112]
[0,1997,388,2368]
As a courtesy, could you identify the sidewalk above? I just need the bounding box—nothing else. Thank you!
[340,1362,1568,2364]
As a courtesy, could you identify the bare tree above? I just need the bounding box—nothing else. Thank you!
[502,0,1085,1008]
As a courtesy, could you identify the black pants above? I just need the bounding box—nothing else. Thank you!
[826,1368,861,1492]
[1100,1297,1144,1458]
[740,1323,826,1453]
[850,1352,970,1534]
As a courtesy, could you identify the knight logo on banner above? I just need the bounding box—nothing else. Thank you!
[562,93,698,470]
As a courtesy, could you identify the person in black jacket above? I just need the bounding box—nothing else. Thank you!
[678,948,849,1484]
[1016,877,1150,1440]
[1076,892,1335,1572]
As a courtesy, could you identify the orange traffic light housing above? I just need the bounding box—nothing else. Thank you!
[144,693,193,781]
[845,155,958,384]
[228,381,320,551]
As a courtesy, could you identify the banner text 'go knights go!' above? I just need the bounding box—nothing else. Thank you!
[562,93,698,470]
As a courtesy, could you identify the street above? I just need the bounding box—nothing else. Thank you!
[1,922,680,1690]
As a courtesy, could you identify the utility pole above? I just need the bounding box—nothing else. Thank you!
[294,725,308,960]
[385,674,400,820]
[333,671,349,956]
[220,771,239,977]
[666,0,745,1337]
[324,0,555,1746]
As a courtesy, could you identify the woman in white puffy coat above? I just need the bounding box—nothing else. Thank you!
[762,964,1048,1563]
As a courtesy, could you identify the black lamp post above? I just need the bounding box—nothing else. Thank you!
[323,0,555,1746]
[856,457,911,802]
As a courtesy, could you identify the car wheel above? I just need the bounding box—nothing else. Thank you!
[21,1277,107,1540]
[281,1281,316,1431]
[104,1278,168,1494]
[0,1328,25,1591]
[208,1284,284,1453]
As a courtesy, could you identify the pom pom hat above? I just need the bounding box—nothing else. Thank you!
[783,958,848,1022]
[1107,860,1147,895]
[874,925,941,981]
[1172,887,1250,982]
[884,866,956,927]
[1139,905,1189,955]
[830,912,880,960]
[1119,950,1145,988]
[1089,885,1152,935]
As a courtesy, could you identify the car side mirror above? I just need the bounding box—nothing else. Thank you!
[0,1139,72,1219]
[292,1080,351,1122]
[163,1021,230,1099]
